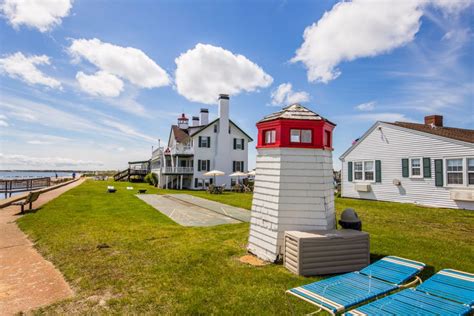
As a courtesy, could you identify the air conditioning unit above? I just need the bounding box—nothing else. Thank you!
[450,190,474,202]
[355,183,371,192]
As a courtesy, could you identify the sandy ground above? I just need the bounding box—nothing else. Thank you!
[0,178,85,315]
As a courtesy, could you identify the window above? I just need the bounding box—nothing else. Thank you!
[410,158,422,177]
[264,130,276,144]
[290,129,312,143]
[199,136,210,148]
[324,130,331,147]
[354,162,363,180]
[468,158,474,185]
[198,160,210,172]
[353,160,375,182]
[234,138,244,150]
[233,161,244,172]
[364,161,374,181]
[446,158,463,185]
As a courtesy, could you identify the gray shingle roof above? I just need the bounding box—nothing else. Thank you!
[258,104,335,125]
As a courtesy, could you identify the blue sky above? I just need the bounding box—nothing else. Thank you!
[0,0,472,170]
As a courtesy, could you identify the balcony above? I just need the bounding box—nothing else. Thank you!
[170,145,193,156]
[162,167,194,174]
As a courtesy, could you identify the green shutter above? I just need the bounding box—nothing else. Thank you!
[348,162,353,182]
[233,138,236,150]
[198,160,201,171]
[207,137,211,148]
[198,136,202,148]
[207,160,210,171]
[423,158,431,178]
[435,159,443,187]
[402,158,409,178]
[241,139,244,150]
[375,160,382,183]
[232,161,236,172]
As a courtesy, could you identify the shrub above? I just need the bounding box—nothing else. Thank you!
[144,173,158,186]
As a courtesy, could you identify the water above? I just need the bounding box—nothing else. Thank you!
[0,171,79,199]
[0,171,76,180]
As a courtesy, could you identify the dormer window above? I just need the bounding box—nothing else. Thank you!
[290,129,312,143]
[264,130,276,144]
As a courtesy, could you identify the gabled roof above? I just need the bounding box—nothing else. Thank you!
[339,120,474,160]
[386,121,474,144]
[167,125,190,146]
[189,118,253,141]
[258,103,336,125]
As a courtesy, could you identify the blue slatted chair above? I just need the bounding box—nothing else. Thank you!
[345,269,474,316]
[286,256,425,315]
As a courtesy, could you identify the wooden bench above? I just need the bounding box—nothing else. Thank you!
[12,191,41,214]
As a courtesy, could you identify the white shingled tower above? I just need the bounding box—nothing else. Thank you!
[248,104,337,262]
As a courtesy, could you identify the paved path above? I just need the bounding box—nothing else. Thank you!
[136,194,250,227]
[0,179,84,315]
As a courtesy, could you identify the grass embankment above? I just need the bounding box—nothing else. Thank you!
[17,180,474,314]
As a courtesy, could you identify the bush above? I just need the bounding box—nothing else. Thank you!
[144,173,158,186]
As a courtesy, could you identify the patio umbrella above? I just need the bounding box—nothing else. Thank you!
[247,170,256,177]
[229,171,246,185]
[203,170,225,184]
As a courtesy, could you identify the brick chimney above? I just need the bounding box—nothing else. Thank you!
[424,115,443,127]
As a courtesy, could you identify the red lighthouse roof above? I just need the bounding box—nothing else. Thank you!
[256,103,336,150]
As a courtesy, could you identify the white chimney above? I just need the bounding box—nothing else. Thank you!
[192,116,200,126]
[200,108,209,125]
[177,113,189,129]
[218,94,229,129]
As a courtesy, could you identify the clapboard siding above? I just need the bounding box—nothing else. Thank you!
[340,123,474,210]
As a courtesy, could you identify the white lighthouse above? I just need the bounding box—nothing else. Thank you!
[248,104,337,262]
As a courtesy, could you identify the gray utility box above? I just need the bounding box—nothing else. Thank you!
[284,229,370,276]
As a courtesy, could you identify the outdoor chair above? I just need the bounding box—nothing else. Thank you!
[243,184,252,193]
[207,184,215,194]
[287,256,425,315]
[345,269,474,316]
[12,191,41,214]
[217,184,226,194]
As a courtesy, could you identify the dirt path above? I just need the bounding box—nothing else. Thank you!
[0,178,85,315]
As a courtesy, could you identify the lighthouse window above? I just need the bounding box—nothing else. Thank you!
[290,129,312,143]
[264,130,276,144]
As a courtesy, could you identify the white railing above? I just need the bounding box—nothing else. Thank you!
[163,167,194,174]
[170,145,193,155]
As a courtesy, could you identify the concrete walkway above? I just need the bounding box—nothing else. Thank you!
[0,178,85,315]
[137,194,250,227]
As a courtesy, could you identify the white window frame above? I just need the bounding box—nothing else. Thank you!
[409,157,423,179]
[467,157,474,187]
[444,157,473,188]
[264,130,276,144]
[352,160,375,183]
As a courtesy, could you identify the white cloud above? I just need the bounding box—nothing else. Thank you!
[27,140,53,145]
[431,0,473,15]
[292,0,423,83]
[0,153,103,168]
[69,38,170,93]
[175,43,273,104]
[0,52,61,88]
[1,0,73,32]
[0,114,8,127]
[352,112,413,122]
[102,119,156,142]
[271,83,310,106]
[76,71,124,97]
[355,101,376,111]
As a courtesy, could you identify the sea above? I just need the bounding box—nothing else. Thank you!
[0,171,77,179]
[0,171,80,199]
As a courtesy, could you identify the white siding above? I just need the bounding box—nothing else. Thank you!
[191,120,250,189]
[248,147,335,262]
[341,123,474,210]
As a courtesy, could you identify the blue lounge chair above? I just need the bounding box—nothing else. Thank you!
[345,269,474,316]
[287,256,425,315]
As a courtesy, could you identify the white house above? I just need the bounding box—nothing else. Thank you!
[339,115,474,210]
[150,94,253,189]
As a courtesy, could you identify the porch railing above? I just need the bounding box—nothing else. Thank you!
[163,167,194,174]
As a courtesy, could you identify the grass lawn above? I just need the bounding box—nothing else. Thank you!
[17,180,474,314]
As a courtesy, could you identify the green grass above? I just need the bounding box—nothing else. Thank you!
[17,180,474,314]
